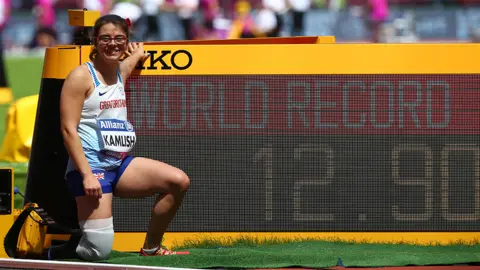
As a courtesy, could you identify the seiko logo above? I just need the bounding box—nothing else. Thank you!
[136,50,193,71]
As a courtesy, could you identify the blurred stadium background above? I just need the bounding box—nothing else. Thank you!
[2,0,480,209]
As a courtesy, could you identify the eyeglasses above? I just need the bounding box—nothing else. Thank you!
[97,35,128,45]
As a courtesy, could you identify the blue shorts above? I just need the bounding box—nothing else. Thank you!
[66,156,134,197]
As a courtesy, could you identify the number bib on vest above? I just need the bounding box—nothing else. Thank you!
[98,119,136,153]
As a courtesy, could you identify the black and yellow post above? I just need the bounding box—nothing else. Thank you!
[69,9,101,45]
[19,10,100,255]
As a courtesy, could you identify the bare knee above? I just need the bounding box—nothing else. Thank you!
[172,170,190,193]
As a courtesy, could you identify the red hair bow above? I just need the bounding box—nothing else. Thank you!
[125,18,132,29]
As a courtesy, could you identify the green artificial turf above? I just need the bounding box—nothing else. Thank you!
[97,240,480,269]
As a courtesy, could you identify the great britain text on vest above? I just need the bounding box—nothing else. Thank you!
[100,99,127,110]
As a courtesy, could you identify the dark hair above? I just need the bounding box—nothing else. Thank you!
[89,14,130,61]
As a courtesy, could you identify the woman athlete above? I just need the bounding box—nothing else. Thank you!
[60,14,190,261]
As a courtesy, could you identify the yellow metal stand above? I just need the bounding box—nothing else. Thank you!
[68,9,100,27]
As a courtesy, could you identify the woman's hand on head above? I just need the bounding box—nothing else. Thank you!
[120,42,150,81]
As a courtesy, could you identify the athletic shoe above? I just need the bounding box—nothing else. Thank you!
[140,246,190,256]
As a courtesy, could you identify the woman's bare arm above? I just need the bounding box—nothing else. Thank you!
[60,66,93,178]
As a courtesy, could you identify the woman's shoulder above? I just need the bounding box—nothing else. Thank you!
[64,64,94,90]
[66,63,92,81]
[61,63,95,95]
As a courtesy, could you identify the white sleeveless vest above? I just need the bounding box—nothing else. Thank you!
[66,62,136,173]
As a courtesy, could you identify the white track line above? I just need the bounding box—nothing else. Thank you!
[0,258,202,270]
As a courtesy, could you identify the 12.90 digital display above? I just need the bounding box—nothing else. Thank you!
[112,74,480,232]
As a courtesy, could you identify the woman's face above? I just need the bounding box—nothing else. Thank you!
[95,23,128,63]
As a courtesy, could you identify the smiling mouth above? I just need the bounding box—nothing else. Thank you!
[105,48,121,55]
